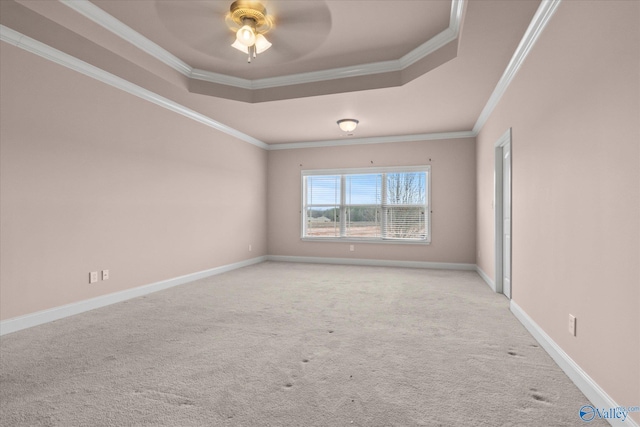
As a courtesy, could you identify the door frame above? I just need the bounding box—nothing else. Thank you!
[494,128,512,298]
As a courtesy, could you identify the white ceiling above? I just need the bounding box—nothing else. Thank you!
[3,0,542,146]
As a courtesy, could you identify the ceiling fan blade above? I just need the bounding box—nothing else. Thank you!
[155,1,236,55]
[264,32,323,60]
[155,2,230,37]
[155,1,228,21]
[252,1,332,61]
[269,2,332,34]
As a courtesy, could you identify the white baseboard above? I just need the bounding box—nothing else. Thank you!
[0,256,473,336]
[475,265,496,292]
[266,255,477,271]
[510,301,638,427]
[0,256,267,336]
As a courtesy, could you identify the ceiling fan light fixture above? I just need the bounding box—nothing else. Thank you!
[226,1,273,63]
[337,119,359,133]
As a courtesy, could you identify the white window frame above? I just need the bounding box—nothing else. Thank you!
[301,166,431,244]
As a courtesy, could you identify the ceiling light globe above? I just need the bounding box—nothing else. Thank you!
[337,119,359,133]
[231,39,249,54]
[254,34,272,54]
[236,25,256,46]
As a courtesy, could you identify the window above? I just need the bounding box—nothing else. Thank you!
[302,166,430,243]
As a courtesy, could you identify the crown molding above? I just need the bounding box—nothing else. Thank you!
[190,58,403,91]
[190,68,253,90]
[59,0,193,76]
[267,131,477,151]
[0,25,475,152]
[196,24,460,91]
[449,0,465,35]
[59,0,464,90]
[399,27,457,70]
[0,25,268,150]
[472,0,562,135]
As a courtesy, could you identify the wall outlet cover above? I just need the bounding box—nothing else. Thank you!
[568,314,577,336]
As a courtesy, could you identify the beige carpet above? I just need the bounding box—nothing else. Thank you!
[0,262,604,426]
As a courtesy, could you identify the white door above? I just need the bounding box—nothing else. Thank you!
[502,142,511,299]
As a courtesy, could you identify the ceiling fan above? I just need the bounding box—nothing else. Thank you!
[225,1,273,63]
[154,1,332,65]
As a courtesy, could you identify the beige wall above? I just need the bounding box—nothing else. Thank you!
[476,0,639,418]
[268,138,476,264]
[0,44,268,320]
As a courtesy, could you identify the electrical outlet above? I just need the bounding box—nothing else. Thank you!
[89,271,98,284]
[102,270,109,281]
[249,244,252,252]
[568,314,577,336]
[349,245,355,252]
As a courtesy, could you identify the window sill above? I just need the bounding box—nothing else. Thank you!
[301,237,431,245]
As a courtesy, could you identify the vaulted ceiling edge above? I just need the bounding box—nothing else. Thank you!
[1,0,556,149]
[59,0,466,102]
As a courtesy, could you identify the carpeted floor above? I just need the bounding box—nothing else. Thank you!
[0,262,604,426]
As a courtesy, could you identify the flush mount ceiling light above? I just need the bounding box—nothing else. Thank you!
[226,1,273,63]
[337,119,359,133]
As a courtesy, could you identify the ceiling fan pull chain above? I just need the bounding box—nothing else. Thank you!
[247,45,255,63]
